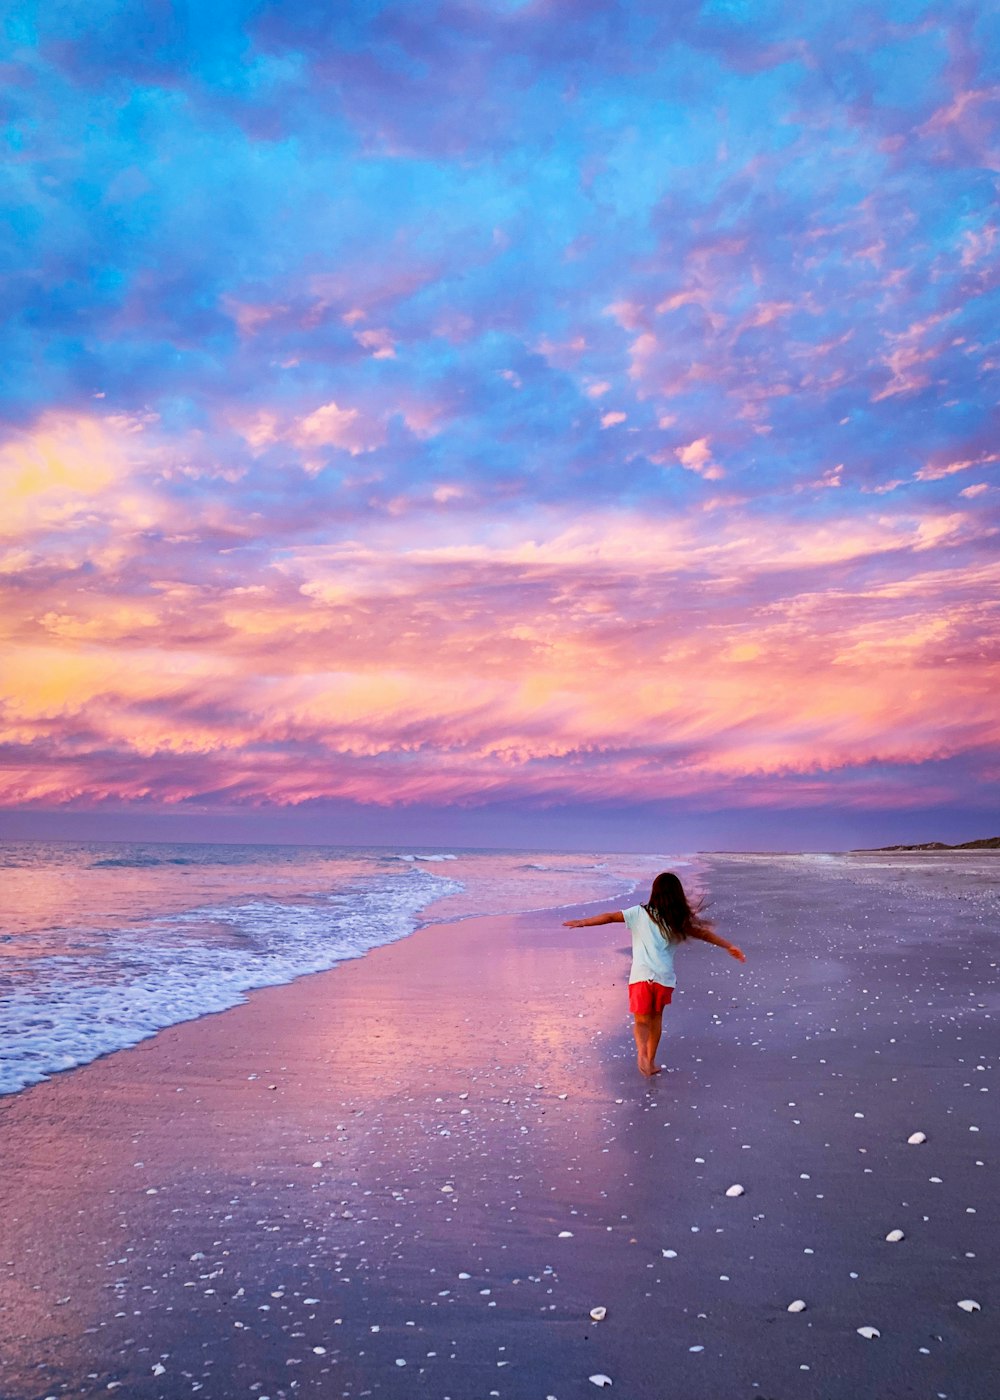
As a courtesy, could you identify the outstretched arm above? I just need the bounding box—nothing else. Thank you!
[563,911,626,927]
[688,920,746,962]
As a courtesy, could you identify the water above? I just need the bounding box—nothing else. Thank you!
[0,841,681,1097]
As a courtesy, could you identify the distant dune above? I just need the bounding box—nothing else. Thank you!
[854,836,1000,852]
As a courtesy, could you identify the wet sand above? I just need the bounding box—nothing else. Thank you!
[1,854,997,1400]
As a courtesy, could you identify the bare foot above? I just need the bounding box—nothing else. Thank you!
[648,1064,662,1075]
[637,1053,651,1075]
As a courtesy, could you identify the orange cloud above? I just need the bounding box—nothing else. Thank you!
[2,478,996,812]
[0,410,157,537]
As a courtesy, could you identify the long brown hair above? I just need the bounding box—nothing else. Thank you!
[643,871,704,942]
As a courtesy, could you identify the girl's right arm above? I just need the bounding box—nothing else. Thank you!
[563,911,626,928]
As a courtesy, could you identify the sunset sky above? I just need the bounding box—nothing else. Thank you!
[2,0,998,850]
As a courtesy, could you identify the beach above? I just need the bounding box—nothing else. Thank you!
[1,852,997,1400]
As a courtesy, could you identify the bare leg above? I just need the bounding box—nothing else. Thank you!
[632,1015,655,1075]
[644,1011,664,1074]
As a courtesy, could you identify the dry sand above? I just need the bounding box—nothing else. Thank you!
[1,854,997,1400]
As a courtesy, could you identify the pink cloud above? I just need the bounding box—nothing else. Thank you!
[916,451,1000,482]
[222,297,288,337]
[1,411,996,815]
[675,437,725,479]
[603,300,645,331]
[354,327,397,358]
[535,332,588,368]
[291,400,386,459]
[918,85,1000,136]
[960,223,998,269]
[809,464,844,490]
[735,299,795,332]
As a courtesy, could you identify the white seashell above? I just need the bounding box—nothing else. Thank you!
[787,1299,807,1312]
[440,1185,454,1193]
[151,1364,166,1376]
[885,1229,904,1243]
[725,1184,745,1197]
[662,1249,677,1258]
[558,1230,574,1238]
[857,1326,880,1339]
[907,1131,926,1144]
[589,1376,613,1388]
[313,1347,326,1355]
[957,1299,981,1312]
[590,1306,607,1321]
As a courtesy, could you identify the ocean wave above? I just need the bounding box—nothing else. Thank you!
[90,856,197,868]
[391,853,458,862]
[0,868,462,1098]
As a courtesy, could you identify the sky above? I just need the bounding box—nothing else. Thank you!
[1,0,999,851]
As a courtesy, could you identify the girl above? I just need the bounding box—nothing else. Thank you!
[564,871,746,1077]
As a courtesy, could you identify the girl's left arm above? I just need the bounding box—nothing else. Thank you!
[562,911,626,928]
[689,922,746,962]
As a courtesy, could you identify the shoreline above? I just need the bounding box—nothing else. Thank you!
[0,844,671,1101]
[2,859,998,1399]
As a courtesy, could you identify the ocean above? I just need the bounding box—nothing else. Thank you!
[0,841,682,1098]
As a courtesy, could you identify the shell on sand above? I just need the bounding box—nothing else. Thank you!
[857,1326,881,1339]
[725,1184,745,1197]
[885,1229,904,1242]
[907,1131,927,1144]
[590,1306,607,1321]
[589,1375,613,1387]
[957,1299,981,1313]
[787,1299,807,1312]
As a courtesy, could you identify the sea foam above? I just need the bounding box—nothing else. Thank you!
[0,868,460,1097]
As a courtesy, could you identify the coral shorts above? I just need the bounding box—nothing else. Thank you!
[628,980,674,1015]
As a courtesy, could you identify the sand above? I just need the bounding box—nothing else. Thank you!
[0,854,997,1400]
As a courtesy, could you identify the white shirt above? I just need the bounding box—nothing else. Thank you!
[623,904,678,986]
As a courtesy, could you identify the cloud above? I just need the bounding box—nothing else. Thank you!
[1,1,997,824]
[675,437,724,479]
[916,451,1000,483]
[0,411,154,537]
[291,400,386,457]
[2,482,995,812]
